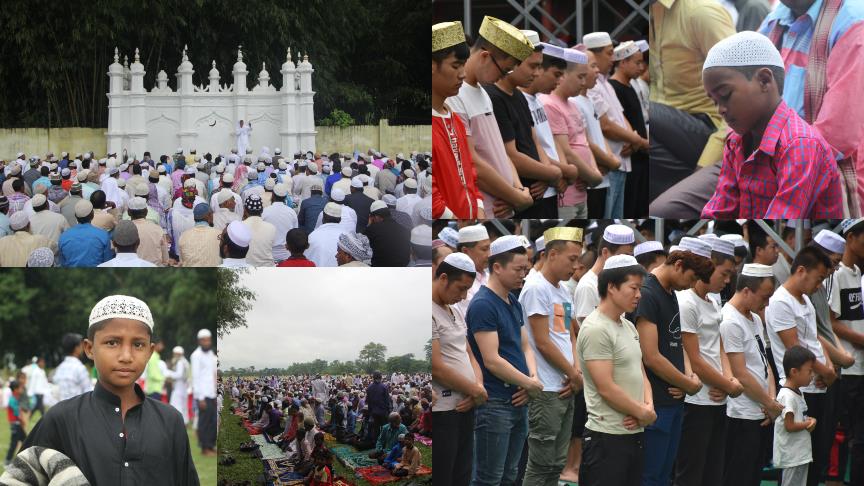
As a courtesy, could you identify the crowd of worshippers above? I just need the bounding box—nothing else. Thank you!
[432,16,650,220]
[0,147,433,267]
[223,372,430,477]
[650,0,864,219]
[431,218,864,486]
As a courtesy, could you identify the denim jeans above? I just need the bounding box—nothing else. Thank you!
[604,170,627,218]
[642,403,684,486]
[471,397,529,486]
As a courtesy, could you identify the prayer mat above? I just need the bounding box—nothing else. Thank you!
[355,465,432,484]
[251,434,286,460]
[324,432,337,442]
[332,446,378,470]
[415,434,432,446]
[265,457,299,471]
[333,478,355,486]
[242,419,262,435]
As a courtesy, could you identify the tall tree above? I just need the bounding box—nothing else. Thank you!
[357,342,387,373]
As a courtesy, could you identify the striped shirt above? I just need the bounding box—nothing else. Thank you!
[702,100,842,218]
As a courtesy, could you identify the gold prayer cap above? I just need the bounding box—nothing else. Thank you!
[544,227,583,244]
[478,16,535,62]
[433,21,467,53]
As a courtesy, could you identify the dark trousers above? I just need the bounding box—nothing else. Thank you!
[723,416,772,486]
[623,159,649,218]
[587,188,607,219]
[516,195,557,219]
[6,423,26,462]
[649,162,720,219]
[197,397,217,450]
[840,374,864,486]
[804,391,834,486]
[647,101,716,203]
[432,410,474,486]
[579,430,644,486]
[370,413,388,449]
[674,403,727,486]
[31,394,44,419]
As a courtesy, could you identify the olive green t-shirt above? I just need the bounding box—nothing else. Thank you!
[577,308,645,435]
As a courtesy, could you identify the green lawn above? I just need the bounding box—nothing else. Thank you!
[0,405,215,484]
[219,397,432,486]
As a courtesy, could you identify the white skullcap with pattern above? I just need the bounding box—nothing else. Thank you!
[89,295,154,330]
[702,31,784,72]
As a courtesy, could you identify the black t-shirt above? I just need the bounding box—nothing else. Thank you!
[609,78,648,166]
[483,84,539,187]
[628,273,685,406]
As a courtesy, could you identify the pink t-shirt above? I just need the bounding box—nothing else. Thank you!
[539,93,592,205]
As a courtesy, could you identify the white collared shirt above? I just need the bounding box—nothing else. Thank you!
[190,346,217,400]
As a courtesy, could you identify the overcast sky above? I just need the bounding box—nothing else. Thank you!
[218,268,430,370]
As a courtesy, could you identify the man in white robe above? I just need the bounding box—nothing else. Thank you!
[167,346,191,424]
[236,120,252,156]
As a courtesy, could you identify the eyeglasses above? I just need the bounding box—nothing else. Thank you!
[486,50,514,77]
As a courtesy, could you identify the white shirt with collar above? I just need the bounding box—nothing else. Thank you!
[190,346,217,400]
[97,252,157,267]
[219,258,249,268]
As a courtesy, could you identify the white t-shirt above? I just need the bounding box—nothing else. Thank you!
[677,289,726,406]
[720,303,770,420]
[773,387,812,468]
[522,91,558,199]
[573,269,600,322]
[573,95,610,190]
[520,275,576,392]
[829,262,864,375]
[766,285,827,393]
[431,302,476,411]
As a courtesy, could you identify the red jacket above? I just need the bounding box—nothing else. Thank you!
[433,112,482,219]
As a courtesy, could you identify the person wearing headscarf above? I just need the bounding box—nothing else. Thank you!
[336,231,373,267]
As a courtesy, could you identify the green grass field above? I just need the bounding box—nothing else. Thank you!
[218,397,432,486]
[0,406,216,484]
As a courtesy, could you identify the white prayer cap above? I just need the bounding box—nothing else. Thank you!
[116,178,126,188]
[279,161,287,170]
[404,169,415,178]
[741,263,773,277]
[324,202,342,218]
[31,194,47,208]
[535,236,545,252]
[698,233,719,243]
[411,225,432,246]
[439,227,459,249]
[9,212,29,231]
[275,147,281,154]
[702,31,784,72]
[350,177,364,188]
[636,40,649,52]
[678,236,713,259]
[489,235,523,257]
[341,167,352,177]
[603,254,640,270]
[814,229,845,254]
[337,231,373,261]
[183,178,197,188]
[264,178,276,190]
[274,183,290,197]
[634,240,664,257]
[216,190,234,205]
[583,32,612,49]
[77,170,89,182]
[75,200,94,218]
[197,329,212,339]
[370,200,388,213]
[226,221,252,247]
[128,196,148,211]
[443,252,476,274]
[720,233,747,248]
[518,235,532,249]
[840,218,864,235]
[710,238,736,257]
[458,224,489,243]
[173,346,184,354]
[520,30,540,46]
[331,188,346,202]
[16,152,24,158]
[669,245,681,253]
[603,224,635,245]
[176,147,183,154]
[613,41,640,61]
[134,184,149,197]
[404,178,418,189]
[89,295,154,331]
[222,173,235,183]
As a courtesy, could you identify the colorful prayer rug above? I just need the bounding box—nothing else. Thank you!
[415,434,432,446]
[355,465,432,484]
[331,446,378,469]
[251,434,286,460]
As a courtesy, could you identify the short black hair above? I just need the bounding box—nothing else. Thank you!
[40,166,49,176]
[435,259,476,281]
[488,245,527,272]
[736,274,773,293]
[471,35,515,62]
[90,190,107,209]
[598,264,647,298]
[710,251,735,266]
[599,236,630,256]
[730,65,785,96]
[484,220,515,240]
[412,242,432,260]
[432,42,470,65]
[286,228,309,253]
[790,246,832,274]
[11,178,23,192]
[222,229,250,259]
[783,345,816,377]
[88,318,153,341]
[666,250,715,283]
[128,208,147,220]
[456,240,480,252]
[635,251,665,268]
[62,333,83,354]
[747,224,771,257]
[542,53,567,70]
[9,380,20,392]
[322,213,341,224]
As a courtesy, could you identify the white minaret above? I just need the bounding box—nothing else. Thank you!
[175,45,196,152]
[208,60,221,92]
[232,46,249,131]
[128,48,147,157]
[280,48,298,155]
[297,52,316,152]
[106,47,125,155]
